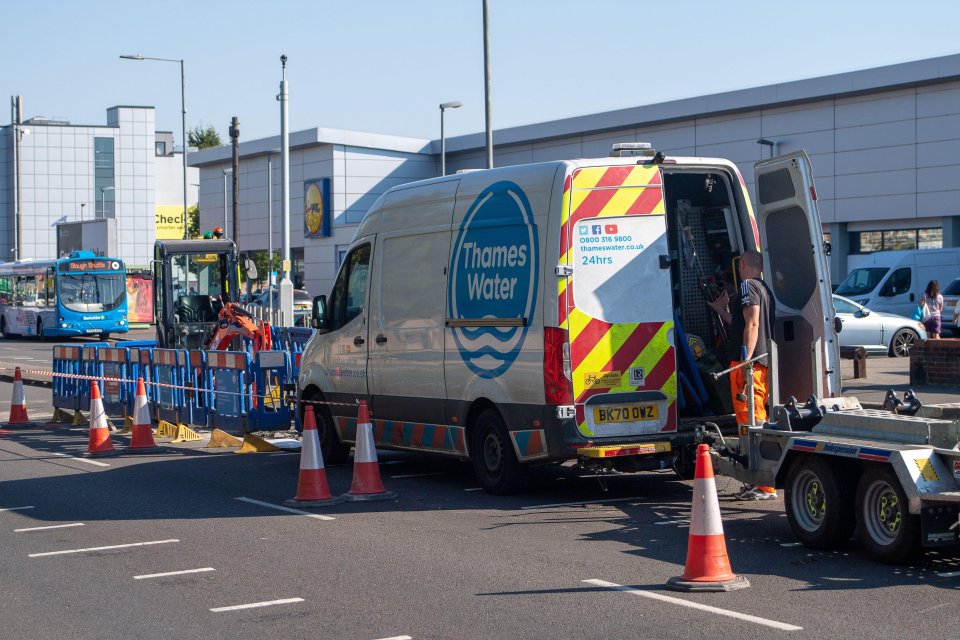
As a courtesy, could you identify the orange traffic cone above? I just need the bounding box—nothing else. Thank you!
[284,405,343,507]
[128,378,158,451]
[344,401,395,502]
[667,444,750,592]
[85,381,117,457]
[7,367,29,424]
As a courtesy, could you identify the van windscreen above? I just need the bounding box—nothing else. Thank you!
[943,278,960,296]
[835,267,889,296]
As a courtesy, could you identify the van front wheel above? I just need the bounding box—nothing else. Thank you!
[471,409,526,495]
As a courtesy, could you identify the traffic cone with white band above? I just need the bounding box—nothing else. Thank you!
[128,378,158,451]
[666,444,749,592]
[284,405,343,507]
[85,381,117,456]
[7,367,29,424]
[344,401,395,502]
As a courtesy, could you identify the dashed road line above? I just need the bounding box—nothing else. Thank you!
[391,473,443,479]
[583,579,802,631]
[15,523,84,532]
[135,567,216,580]
[464,488,483,492]
[521,497,643,510]
[936,570,960,578]
[374,636,413,640]
[30,539,179,558]
[780,542,803,547]
[235,497,336,521]
[210,597,304,612]
[0,506,35,512]
[51,453,110,467]
[654,519,690,526]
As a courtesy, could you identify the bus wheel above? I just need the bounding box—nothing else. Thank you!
[37,320,46,341]
[101,333,111,341]
[0,317,7,338]
[856,466,920,563]
[471,409,525,495]
[784,456,854,549]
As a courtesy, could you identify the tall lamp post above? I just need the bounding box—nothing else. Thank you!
[99,186,115,219]
[757,138,776,159]
[222,168,233,235]
[439,101,462,176]
[120,54,189,239]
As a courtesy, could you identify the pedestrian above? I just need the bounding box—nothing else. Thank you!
[923,279,944,339]
[706,249,778,501]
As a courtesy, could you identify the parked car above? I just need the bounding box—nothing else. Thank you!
[941,277,960,335]
[251,288,312,326]
[833,294,927,357]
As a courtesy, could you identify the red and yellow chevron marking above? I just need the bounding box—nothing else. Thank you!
[556,164,676,436]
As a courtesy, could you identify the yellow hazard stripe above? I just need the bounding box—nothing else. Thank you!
[571,321,671,389]
[578,442,672,458]
[571,165,660,190]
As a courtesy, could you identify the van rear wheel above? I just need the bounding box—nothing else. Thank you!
[299,393,350,465]
[471,409,526,495]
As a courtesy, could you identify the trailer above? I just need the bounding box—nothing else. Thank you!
[712,393,960,563]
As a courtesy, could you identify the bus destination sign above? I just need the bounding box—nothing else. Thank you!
[66,260,123,272]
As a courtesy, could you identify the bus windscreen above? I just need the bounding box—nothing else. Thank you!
[59,273,126,312]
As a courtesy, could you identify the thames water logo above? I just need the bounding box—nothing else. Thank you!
[449,181,539,378]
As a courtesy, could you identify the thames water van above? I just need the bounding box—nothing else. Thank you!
[298,146,838,493]
[835,248,960,317]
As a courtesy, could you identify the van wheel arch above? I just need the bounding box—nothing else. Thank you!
[299,385,351,465]
[467,401,527,495]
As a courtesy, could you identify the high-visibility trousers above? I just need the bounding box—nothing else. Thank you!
[729,361,768,426]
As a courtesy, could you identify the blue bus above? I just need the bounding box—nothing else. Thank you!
[0,251,129,339]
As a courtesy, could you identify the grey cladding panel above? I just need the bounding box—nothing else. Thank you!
[917,83,960,118]
[761,103,835,136]
[835,91,915,128]
[917,115,960,143]
[835,120,916,151]
[695,115,761,146]
[835,146,917,175]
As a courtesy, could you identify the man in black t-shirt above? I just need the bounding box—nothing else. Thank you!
[706,250,777,500]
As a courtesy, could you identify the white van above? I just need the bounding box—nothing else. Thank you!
[835,249,960,318]
[298,147,839,493]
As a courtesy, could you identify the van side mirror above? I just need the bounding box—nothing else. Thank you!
[312,294,328,330]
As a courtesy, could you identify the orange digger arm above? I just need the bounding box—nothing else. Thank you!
[206,303,273,355]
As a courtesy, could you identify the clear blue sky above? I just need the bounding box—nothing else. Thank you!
[5,0,960,144]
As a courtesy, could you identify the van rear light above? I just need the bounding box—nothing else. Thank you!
[544,327,573,405]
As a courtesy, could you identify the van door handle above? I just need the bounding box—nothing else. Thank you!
[910,293,915,302]
[354,336,365,346]
[375,334,387,344]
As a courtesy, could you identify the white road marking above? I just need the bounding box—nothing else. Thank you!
[269,452,299,457]
[583,579,802,631]
[15,523,84,532]
[235,497,335,521]
[654,520,690,526]
[374,636,413,640]
[210,597,304,612]
[51,453,110,467]
[391,472,443,479]
[521,497,643,510]
[936,570,960,578]
[780,542,803,547]
[30,539,179,558]
[135,567,216,580]
[0,506,35,512]
[464,487,483,492]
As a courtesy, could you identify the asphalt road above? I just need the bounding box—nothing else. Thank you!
[3,396,960,639]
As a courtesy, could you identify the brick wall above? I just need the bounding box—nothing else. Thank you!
[910,340,960,386]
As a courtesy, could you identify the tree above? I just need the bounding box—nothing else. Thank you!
[188,125,222,149]
[241,250,282,290]
[187,205,200,238]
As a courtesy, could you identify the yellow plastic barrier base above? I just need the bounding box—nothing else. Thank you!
[172,424,203,443]
[208,428,243,448]
[52,408,73,424]
[71,411,86,427]
[118,415,133,434]
[156,419,179,438]
[235,433,283,454]
[578,442,672,459]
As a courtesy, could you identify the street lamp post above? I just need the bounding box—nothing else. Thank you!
[267,151,276,322]
[100,186,115,219]
[439,101,462,176]
[757,138,776,159]
[222,168,233,236]
[120,54,189,239]
[80,203,86,221]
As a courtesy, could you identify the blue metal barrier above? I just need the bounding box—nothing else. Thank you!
[250,350,292,431]
[79,343,109,409]
[95,347,131,417]
[152,349,183,425]
[206,351,252,434]
[52,345,83,413]
[183,349,209,428]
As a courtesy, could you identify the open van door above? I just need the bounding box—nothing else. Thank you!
[754,151,841,398]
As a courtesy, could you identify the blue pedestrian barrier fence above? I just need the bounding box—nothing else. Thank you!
[152,349,183,426]
[183,349,209,428]
[95,347,131,417]
[250,350,292,431]
[206,350,253,434]
[52,345,83,413]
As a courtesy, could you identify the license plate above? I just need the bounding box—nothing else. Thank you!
[593,404,659,424]
[85,328,100,334]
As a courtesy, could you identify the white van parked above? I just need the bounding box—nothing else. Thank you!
[298,146,839,493]
[835,248,960,318]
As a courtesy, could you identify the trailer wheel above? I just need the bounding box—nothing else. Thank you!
[784,456,854,549]
[856,467,920,564]
[471,409,525,495]
[299,391,350,465]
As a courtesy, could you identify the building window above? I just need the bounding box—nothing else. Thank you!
[849,227,941,254]
[155,141,167,156]
[94,137,115,219]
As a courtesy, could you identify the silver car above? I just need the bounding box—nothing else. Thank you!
[834,294,927,357]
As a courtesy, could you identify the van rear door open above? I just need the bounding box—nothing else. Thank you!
[562,165,677,438]
[755,151,841,397]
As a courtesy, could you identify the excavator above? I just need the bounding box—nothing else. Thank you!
[153,232,272,353]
